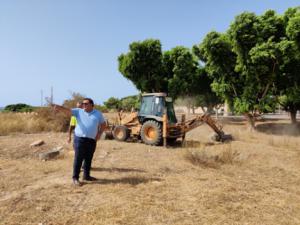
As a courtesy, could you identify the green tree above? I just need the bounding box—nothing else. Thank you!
[228,11,283,123]
[4,103,34,112]
[104,97,121,111]
[94,104,108,113]
[277,8,300,123]
[195,10,285,129]
[192,68,223,113]
[175,66,223,114]
[120,95,140,111]
[118,40,201,100]
[193,31,241,105]
[163,46,199,98]
[119,40,224,113]
[193,31,242,115]
[118,39,165,92]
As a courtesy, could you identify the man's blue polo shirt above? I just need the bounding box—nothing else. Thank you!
[71,108,105,140]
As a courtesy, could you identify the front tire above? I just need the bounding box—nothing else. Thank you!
[140,120,162,146]
[113,125,130,142]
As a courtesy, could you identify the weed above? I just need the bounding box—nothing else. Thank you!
[184,144,238,168]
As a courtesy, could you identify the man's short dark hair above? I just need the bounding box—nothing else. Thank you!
[83,98,94,106]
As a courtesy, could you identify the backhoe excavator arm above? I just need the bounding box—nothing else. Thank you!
[179,114,230,141]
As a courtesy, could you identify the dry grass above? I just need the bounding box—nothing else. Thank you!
[0,117,300,224]
[0,111,139,136]
[0,109,69,135]
[232,123,300,150]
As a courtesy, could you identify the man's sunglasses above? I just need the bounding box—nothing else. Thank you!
[82,102,90,106]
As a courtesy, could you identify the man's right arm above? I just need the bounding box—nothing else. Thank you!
[51,104,72,117]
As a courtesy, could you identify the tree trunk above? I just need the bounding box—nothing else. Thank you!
[187,102,191,117]
[207,105,214,114]
[290,109,297,124]
[224,101,230,116]
[244,113,256,131]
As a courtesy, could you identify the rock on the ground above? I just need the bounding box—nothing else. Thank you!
[30,140,45,147]
[39,147,63,160]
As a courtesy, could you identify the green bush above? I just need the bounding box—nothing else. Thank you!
[120,95,140,111]
[94,104,108,113]
[4,103,34,112]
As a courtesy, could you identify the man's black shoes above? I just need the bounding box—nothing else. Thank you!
[72,177,97,186]
[73,179,82,186]
[83,176,97,181]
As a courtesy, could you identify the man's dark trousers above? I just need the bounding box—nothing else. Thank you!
[73,136,96,180]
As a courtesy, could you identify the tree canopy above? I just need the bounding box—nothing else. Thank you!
[118,39,165,92]
[194,8,300,126]
[118,39,220,111]
[4,103,34,113]
[117,7,300,124]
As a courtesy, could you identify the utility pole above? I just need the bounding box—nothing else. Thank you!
[50,86,53,104]
[41,90,43,106]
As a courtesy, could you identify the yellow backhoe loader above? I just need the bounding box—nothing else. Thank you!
[104,93,232,146]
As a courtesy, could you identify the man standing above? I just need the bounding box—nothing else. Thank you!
[53,98,106,186]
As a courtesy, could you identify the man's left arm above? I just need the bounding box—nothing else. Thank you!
[96,121,106,141]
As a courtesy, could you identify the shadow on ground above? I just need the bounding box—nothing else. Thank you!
[83,176,162,186]
[256,122,300,136]
[168,140,218,149]
[92,167,146,173]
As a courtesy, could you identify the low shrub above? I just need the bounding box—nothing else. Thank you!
[184,144,239,168]
[34,107,70,132]
[0,107,70,135]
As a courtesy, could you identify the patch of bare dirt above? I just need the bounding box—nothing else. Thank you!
[0,120,300,224]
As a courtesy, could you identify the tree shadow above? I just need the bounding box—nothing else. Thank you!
[256,122,300,136]
[168,140,218,149]
[92,167,146,173]
[225,121,245,126]
[220,117,246,126]
[83,176,162,186]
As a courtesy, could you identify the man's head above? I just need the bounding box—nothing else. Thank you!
[82,98,94,112]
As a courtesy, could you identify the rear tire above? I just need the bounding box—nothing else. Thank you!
[140,120,162,146]
[113,125,130,142]
[167,137,177,145]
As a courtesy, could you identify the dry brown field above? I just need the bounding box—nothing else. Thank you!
[0,117,300,225]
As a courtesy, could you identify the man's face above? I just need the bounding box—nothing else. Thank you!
[82,100,93,112]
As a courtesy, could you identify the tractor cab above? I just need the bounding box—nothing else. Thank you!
[138,93,177,124]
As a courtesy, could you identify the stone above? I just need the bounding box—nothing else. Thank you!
[39,147,63,160]
[30,140,45,147]
[56,146,63,151]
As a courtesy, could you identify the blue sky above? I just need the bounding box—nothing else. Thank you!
[0,0,298,106]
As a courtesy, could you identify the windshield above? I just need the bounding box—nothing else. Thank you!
[139,96,153,115]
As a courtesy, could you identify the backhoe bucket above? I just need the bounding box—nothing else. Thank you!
[211,132,233,142]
